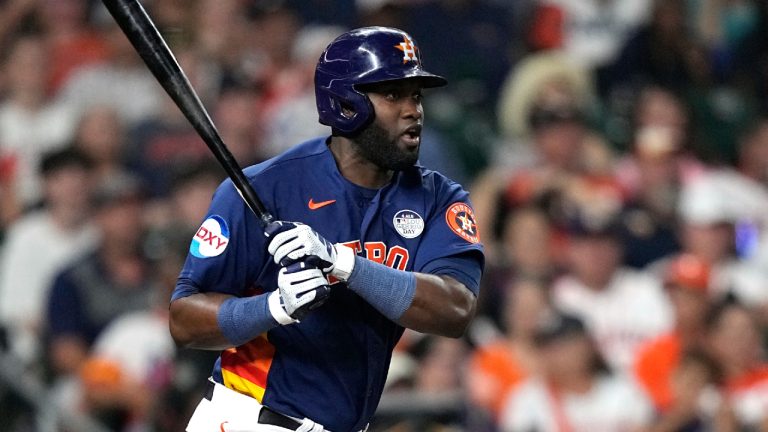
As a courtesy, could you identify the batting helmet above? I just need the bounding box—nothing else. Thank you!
[315,27,447,135]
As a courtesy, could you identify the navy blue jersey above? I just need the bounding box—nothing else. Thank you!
[173,137,484,431]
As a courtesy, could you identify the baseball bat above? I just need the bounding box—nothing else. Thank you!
[101,0,274,227]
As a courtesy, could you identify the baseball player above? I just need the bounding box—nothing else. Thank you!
[170,27,484,432]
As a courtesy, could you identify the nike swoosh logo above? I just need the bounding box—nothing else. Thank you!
[220,421,228,432]
[308,198,336,210]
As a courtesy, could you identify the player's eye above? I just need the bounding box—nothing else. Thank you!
[413,91,423,102]
[383,91,398,101]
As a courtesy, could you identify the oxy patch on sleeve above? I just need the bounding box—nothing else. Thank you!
[190,215,230,258]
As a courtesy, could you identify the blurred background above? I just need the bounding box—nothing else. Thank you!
[0,0,767,431]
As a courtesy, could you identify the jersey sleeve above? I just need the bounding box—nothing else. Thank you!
[413,177,484,292]
[172,179,269,301]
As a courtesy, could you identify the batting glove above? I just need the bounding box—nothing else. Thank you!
[266,221,356,282]
[269,261,331,322]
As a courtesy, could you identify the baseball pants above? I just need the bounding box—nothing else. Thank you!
[186,379,326,432]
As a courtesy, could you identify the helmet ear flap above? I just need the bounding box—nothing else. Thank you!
[316,80,374,136]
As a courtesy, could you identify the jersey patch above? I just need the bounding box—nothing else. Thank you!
[191,215,230,258]
[445,203,480,244]
[393,209,424,239]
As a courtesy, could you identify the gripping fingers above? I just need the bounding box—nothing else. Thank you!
[268,224,310,264]
[278,263,331,319]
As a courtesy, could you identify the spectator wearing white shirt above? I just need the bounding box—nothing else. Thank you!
[0,148,98,365]
[552,210,673,372]
[0,35,79,223]
[500,312,654,432]
[674,169,768,309]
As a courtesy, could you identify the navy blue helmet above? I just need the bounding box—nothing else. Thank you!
[315,27,447,135]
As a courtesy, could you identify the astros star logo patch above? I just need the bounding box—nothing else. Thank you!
[446,203,480,243]
[395,35,417,64]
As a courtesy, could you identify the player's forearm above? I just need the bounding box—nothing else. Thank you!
[169,292,234,350]
[170,289,288,349]
[398,273,476,338]
[344,255,476,337]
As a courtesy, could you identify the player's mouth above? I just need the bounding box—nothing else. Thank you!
[400,124,422,148]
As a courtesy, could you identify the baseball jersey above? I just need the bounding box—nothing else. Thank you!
[173,137,484,431]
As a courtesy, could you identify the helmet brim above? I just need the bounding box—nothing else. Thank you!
[355,70,447,90]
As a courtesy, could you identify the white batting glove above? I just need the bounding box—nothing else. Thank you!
[266,222,356,281]
[269,261,331,322]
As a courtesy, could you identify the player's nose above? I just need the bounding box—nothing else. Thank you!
[401,98,423,121]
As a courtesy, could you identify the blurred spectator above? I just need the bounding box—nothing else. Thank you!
[68,229,183,431]
[675,169,768,308]
[692,0,763,84]
[142,160,224,251]
[634,254,712,412]
[0,148,97,366]
[647,349,723,432]
[57,20,164,128]
[607,0,761,163]
[213,85,262,166]
[499,312,654,431]
[473,52,596,262]
[528,0,652,72]
[45,172,153,377]
[552,210,673,372]
[125,48,217,197]
[604,0,700,98]
[466,278,550,425]
[738,117,768,186]
[705,297,768,430]
[0,0,38,53]
[246,2,302,109]
[614,87,705,267]
[38,0,110,94]
[192,0,250,69]
[496,52,593,151]
[0,34,79,224]
[477,207,555,326]
[260,25,341,157]
[414,337,467,396]
[71,106,127,183]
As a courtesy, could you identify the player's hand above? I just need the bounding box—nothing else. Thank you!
[266,221,357,281]
[266,221,337,271]
[275,261,331,320]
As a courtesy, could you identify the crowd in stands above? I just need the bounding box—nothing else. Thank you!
[0,0,766,431]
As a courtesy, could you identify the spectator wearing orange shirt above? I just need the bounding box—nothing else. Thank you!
[466,278,551,423]
[634,253,712,412]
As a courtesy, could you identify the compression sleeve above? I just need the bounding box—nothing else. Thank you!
[345,256,417,320]
[217,293,279,346]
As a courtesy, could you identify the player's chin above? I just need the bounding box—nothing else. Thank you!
[390,148,419,170]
